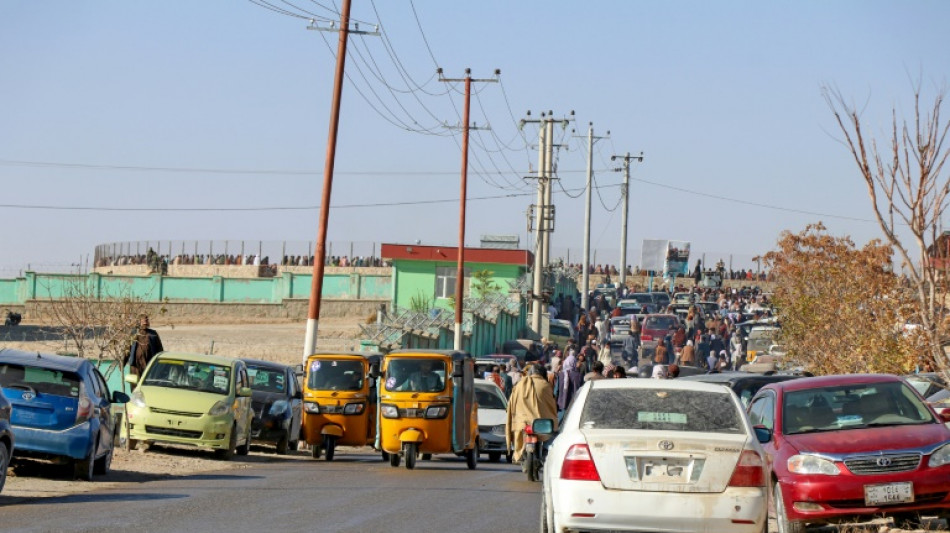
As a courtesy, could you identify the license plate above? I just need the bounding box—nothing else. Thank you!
[864,482,914,506]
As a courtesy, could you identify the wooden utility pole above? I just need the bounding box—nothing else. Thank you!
[440,69,499,350]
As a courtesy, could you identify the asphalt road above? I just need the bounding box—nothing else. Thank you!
[1,452,540,533]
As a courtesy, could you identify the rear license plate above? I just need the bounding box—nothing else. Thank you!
[864,482,914,506]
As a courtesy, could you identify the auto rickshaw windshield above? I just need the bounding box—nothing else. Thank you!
[308,359,364,391]
[384,359,446,392]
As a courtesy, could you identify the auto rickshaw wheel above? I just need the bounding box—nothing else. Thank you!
[388,451,400,467]
[465,445,478,470]
[310,441,322,459]
[324,435,336,461]
[404,442,417,470]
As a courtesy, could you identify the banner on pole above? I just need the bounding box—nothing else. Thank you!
[640,240,667,272]
[665,240,691,277]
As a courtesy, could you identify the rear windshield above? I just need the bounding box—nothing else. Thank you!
[580,388,743,434]
[308,359,364,391]
[247,365,288,393]
[143,359,232,395]
[644,316,677,331]
[0,363,81,397]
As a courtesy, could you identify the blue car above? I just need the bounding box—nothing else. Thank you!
[0,349,129,480]
[0,392,13,493]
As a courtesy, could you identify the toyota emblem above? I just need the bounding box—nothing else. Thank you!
[21,391,35,401]
[658,440,674,451]
[876,457,892,467]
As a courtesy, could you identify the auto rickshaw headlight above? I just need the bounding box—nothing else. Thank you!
[425,405,449,419]
[381,404,399,418]
[304,401,321,414]
[343,402,365,415]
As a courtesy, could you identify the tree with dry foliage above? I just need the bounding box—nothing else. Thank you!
[764,223,919,375]
[825,84,950,372]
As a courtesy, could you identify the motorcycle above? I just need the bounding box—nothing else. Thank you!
[4,311,21,326]
[522,422,543,481]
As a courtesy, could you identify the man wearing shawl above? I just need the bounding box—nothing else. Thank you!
[505,364,558,463]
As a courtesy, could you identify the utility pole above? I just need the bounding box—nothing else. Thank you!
[611,151,644,289]
[521,111,573,335]
[301,1,379,363]
[440,68,499,351]
[574,123,609,313]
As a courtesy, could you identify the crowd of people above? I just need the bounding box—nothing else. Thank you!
[95,249,388,274]
[563,259,771,282]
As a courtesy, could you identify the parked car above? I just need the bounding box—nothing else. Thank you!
[0,349,129,480]
[678,370,808,407]
[747,373,950,531]
[697,301,721,318]
[242,358,303,454]
[745,325,781,364]
[539,378,768,532]
[547,318,574,350]
[625,292,658,309]
[650,291,671,309]
[0,391,13,493]
[905,372,947,400]
[474,378,510,463]
[124,352,254,460]
[501,339,544,363]
[639,313,681,358]
[616,299,652,316]
[672,291,698,305]
[475,354,519,379]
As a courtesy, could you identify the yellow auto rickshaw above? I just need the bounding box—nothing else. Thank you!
[378,349,479,470]
[301,351,382,461]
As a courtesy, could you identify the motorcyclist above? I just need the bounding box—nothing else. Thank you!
[505,363,558,465]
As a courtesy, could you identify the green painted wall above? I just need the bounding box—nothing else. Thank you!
[0,271,391,305]
[391,260,526,311]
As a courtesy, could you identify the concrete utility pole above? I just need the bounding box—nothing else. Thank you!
[302,1,379,363]
[611,151,644,289]
[574,124,609,313]
[521,111,573,335]
[440,68,499,351]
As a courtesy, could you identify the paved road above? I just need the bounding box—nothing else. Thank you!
[2,453,540,533]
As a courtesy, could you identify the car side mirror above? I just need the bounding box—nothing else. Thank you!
[124,374,139,385]
[238,387,253,397]
[753,425,772,444]
[112,391,130,404]
[532,418,556,436]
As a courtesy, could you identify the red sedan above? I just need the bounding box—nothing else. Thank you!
[747,373,950,532]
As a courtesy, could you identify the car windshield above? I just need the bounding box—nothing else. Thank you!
[0,363,81,397]
[748,328,780,351]
[644,316,676,331]
[550,323,571,337]
[143,359,231,395]
[307,359,363,391]
[247,365,287,394]
[579,388,743,433]
[475,386,507,410]
[629,294,653,304]
[783,381,934,435]
[384,359,446,392]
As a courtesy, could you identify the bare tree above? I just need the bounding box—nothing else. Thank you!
[824,83,950,371]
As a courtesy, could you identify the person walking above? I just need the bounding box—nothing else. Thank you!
[506,364,558,464]
[124,314,164,381]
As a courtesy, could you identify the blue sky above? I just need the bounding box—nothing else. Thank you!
[1,1,948,276]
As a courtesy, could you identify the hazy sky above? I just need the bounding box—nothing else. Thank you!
[2,1,948,276]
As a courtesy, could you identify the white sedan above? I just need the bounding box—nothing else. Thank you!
[540,379,768,533]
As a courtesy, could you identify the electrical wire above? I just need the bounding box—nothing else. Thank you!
[248,0,312,19]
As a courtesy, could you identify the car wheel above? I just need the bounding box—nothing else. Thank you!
[465,445,478,470]
[93,443,113,475]
[235,426,251,456]
[892,512,923,530]
[324,435,336,462]
[276,432,290,455]
[0,442,9,494]
[215,426,238,461]
[74,439,96,481]
[773,481,804,533]
[404,442,417,470]
[488,452,501,463]
[388,450,400,467]
[539,489,549,533]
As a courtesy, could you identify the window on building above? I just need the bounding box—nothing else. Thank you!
[435,266,470,299]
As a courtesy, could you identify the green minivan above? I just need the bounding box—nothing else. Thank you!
[124,352,253,460]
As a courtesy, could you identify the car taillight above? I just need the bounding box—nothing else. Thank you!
[728,449,765,487]
[560,444,601,481]
[76,397,93,424]
[641,334,653,341]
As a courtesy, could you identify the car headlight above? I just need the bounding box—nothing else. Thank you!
[787,454,839,475]
[343,402,365,415]
[928,443,950,468]
[268,400,289,417]
[380,404,399,419]
[208,401,230,416]
[491,424,506,436]
[131,389,147,408]
[304,401,321,414]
